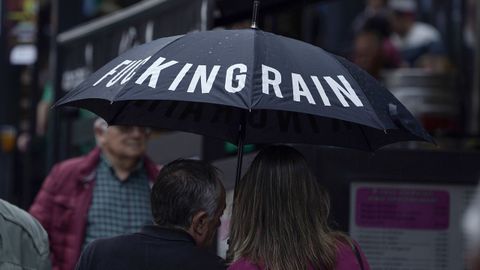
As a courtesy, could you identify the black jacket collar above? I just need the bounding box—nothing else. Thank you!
[139,225,195,244]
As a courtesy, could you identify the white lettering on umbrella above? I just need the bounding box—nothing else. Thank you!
[187,65,221,94]
[262,64,283,98]
[323,76,364,107]
[93,60,131,86]
[292,73,316,104]
[107,60,140,87]
[311,75,331,106]
[93,55,367,111]
[135,57,178,88]
[121,57,151,84]
[225,64,247,93]
[169,63,193,91]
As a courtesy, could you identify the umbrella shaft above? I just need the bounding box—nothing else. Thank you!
[233,115,246,200]
[251,1,260,29]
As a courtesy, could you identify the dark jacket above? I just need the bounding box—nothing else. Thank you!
[29,148,160,270]
[75,225,226,270]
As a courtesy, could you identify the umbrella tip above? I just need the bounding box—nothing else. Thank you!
[251,0,260,29]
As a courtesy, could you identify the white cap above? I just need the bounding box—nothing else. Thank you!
[389,0,418,13]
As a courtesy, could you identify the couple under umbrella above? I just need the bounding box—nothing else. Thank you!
[57,3,431,269]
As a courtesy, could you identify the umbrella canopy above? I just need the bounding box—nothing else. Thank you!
[56,29,433,151]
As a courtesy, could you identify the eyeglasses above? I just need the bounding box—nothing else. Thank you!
[114,126,151,135]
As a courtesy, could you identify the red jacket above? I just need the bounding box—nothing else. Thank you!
[29,148,159,270]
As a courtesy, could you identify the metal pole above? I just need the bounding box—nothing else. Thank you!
[201,0,209,31]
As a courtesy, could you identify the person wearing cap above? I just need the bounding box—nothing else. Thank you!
[352,0,391,34]
[30,119,160,270]
[388,0,445,66]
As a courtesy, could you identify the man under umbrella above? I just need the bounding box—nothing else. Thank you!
[75,159,227,270]
[30,119,160,270]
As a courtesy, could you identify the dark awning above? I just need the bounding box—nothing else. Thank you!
[214,0,333,25]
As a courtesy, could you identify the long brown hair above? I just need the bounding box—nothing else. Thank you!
[228,145,345,270]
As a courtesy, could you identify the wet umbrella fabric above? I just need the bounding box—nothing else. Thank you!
[56,29,432,151]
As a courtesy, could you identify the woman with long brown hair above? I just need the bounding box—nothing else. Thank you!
[227,145,370,270]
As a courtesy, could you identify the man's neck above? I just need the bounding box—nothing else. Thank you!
[102,151,140,181]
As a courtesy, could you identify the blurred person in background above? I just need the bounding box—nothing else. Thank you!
[353,29,384,78]
[388,0,449,70]
[0,198,51,270]
[227,145,370,270]
[463,0,476,96]
[30,118,160,270]
[352,0,390,34]
[353,16,401,78]
[75,159,226,270]
[463,184,480,270]
[464,0,476,52]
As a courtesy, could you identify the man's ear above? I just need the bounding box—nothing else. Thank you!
[190,211,209,236]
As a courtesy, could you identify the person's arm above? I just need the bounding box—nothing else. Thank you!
[33,218,53,270]
[29,164,62,234]
[227,258,259,270]
[39,253,52,270]
[335,240,371,270]
[351,241,370,270]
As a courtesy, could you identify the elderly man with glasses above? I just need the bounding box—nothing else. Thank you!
[30,119,160,270]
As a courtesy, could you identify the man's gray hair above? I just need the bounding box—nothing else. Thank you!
[93,118,108,146]
[151,159,224,228]
[94,118,108,131]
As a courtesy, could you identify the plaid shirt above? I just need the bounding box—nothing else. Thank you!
[83,156,153,249]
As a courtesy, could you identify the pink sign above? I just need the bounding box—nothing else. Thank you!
[355,187,450,230]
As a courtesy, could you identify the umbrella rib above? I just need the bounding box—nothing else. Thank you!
[359,126,374,151]
[108,101,130,124]
[328,54,387,130]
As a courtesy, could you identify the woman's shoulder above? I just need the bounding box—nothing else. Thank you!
[335,239,370,270]
[227,258,259,270]
[227,239,370,270]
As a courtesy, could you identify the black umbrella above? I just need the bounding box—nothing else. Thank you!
[56,8,433,188]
